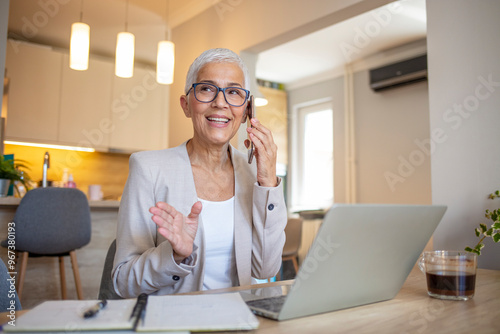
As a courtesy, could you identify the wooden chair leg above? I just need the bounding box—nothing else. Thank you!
[70,251,84,300]
[292,256,299,274]
[279,255,300,280]
[15,252,29,300]
[13,250,18,267]
[276,262,282,281]
[59,256,67,300]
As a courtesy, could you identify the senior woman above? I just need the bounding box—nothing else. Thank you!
[112,48,287,298]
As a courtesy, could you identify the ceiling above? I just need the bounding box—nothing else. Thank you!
[7,0,221,64]
[6,0,426,87]
[256,0,426,87]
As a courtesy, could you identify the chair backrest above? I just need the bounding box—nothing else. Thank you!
[14,187,91,255]
[98,239,122,300]
[283,217,303,255]
[0,259,21,311]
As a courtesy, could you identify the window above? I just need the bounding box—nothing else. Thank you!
[291,101,333,211]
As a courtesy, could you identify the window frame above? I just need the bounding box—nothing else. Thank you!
[290,99,334,212]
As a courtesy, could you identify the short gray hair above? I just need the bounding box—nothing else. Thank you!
[184,48,250,94]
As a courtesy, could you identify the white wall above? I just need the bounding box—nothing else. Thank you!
[427,0,500,269]
[288,45,431,206]
[169,0,394,148]
[353,72,430,204]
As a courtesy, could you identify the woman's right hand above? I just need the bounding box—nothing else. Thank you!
[150,201,202,263]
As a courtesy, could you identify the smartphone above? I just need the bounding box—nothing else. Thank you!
[247,95,255,164]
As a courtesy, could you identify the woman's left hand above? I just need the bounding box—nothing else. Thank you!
[245,118,278,187]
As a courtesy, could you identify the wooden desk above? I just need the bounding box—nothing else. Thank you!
[199,267,500,333]
[2,268,499,333]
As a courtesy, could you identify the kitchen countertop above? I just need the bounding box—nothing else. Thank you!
[0,196,120,209]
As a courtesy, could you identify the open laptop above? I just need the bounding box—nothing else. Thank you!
[245,204,447,321]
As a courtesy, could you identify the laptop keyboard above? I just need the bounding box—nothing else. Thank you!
[245,295,287,313]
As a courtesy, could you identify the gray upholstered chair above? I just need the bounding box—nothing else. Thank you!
[13,187,91,300]
[278,217,303,280]
[98,239,122,300]
[0,259,21,311]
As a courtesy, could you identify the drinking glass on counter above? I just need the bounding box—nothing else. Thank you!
[88,184,103,201]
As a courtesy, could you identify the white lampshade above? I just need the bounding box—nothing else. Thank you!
[115,32,135,78]
[69,22,90,71]
[156,40,175,84]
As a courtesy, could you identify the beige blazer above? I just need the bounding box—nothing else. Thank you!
[112,142,287,298]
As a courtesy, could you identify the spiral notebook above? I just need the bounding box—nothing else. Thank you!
[4,293,259,332]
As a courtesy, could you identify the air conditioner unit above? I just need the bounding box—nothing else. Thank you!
[369,54,427,91]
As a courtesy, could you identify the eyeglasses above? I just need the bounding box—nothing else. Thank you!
[187,83,250,107]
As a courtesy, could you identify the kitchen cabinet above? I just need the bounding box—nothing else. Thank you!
[109,67,168,151]
[257,86,288,166]
[58,55,114,151]
[5,42,62,143]
[5,41,168,152]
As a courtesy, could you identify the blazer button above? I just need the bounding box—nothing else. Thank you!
[268,204,275,211]
[172,275,180,281]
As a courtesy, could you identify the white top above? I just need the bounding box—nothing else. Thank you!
[199,197,237,290]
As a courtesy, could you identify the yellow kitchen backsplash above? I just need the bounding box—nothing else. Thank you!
[4,144,130,200]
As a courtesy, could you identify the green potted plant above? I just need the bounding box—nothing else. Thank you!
[465,190,500,255]
[0,156,32,197]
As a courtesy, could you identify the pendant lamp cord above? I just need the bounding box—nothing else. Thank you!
[165,0,170,41]
[79,0,83,22]
[125,0,129,32]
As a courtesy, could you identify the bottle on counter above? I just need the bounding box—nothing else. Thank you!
[14,171,27,197]
[62,168,69,186]
[66,174,77,188]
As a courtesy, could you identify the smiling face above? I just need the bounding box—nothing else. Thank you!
[181,62,248,148]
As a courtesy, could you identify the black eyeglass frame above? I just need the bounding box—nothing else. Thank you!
[186,83,250,107]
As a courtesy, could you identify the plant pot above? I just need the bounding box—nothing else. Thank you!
[0,179,11,197]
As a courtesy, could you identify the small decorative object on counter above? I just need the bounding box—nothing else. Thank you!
[88,184,103,201]
[14,171,27,197]
[66,174,77,188]
[62,168,70,186]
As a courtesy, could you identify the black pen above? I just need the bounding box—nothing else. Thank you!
[83,299,107,318]
[130,293,148,330]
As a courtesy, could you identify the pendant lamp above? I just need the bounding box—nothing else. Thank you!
[156,0,175,84]
[69,0,89,71]
[115,0,135,78]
